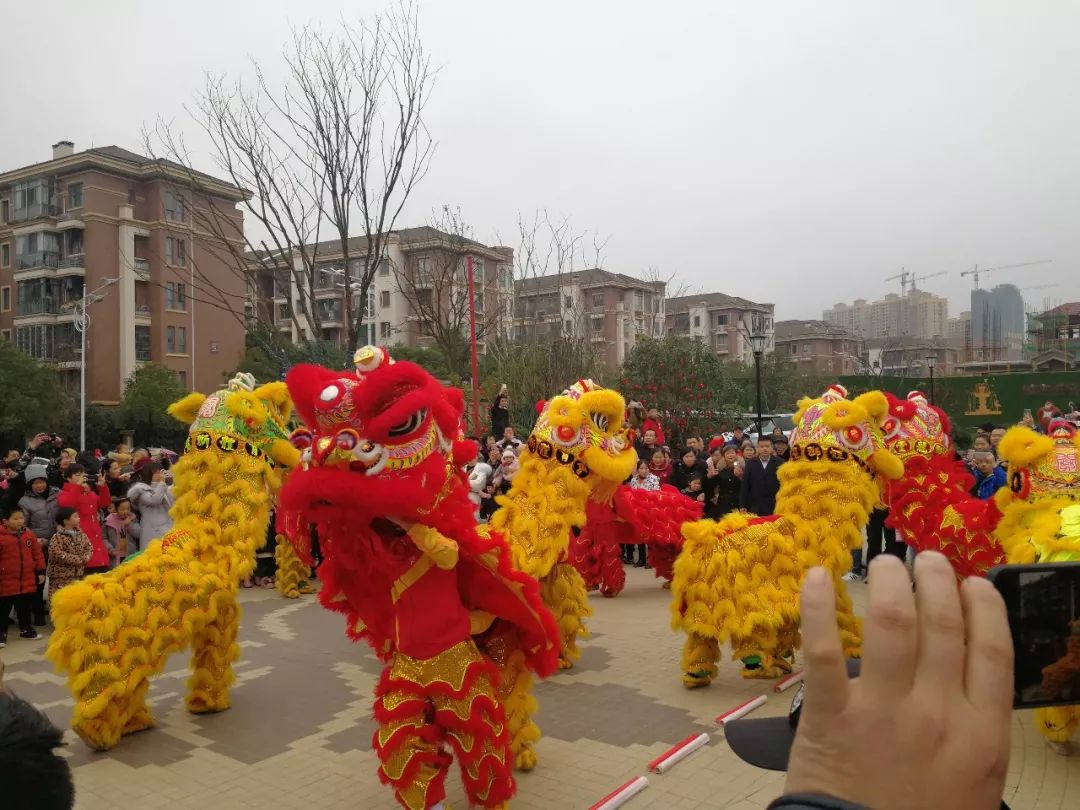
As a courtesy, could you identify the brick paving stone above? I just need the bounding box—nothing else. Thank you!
[2,565,1077,808]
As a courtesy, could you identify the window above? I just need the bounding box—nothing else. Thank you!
[365,290,376,319]
[474,291,484,311]
[178,371,187,389]
[316,298,342,322]
[67,183,84,210]
[164,191,186,222]
[0,330,9,341]
[379,259,390,276]
[564,295,573,310]
[693,315,701,327]
[0,287,8,312]
[166,282,187,311]
[716,313,728,326]
[315,265,336,289]
[167,326,188,354]
[0,243,8,268]
[802,343,810,354]
[420,320,434,337]
[380,290,391,308]
[0,200,8,223]
[592,293,604,309]
[135,325,151,361]
[416,289,433,309]
[165,237,187,266]
[634,291,644,312]
[416,256,431,282]
[790,344,797,356]
[380,321,391,339]
[277,302,291,321]
[128,189,136,205]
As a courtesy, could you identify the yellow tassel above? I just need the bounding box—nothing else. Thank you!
[274,537,308,599]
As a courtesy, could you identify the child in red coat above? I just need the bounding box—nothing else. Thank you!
[56,464,111,575]
[0,506,46,646]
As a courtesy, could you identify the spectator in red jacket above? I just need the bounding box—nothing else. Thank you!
[641,406,667,447]
[57,464,111,575]
[0,506,46,646]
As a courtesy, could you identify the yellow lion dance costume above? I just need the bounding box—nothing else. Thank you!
[995,418,1080,754]
[46,373,299,751]
[486,379,637,771]
[671,385,903,684]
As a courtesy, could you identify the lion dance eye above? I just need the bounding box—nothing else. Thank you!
[388,409,427,438]
[591,412,611,432]
[289,428,313,450]
[842,426,866,447]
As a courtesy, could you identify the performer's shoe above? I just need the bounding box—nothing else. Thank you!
[1047,740,1074,757]
[682,671,712,689]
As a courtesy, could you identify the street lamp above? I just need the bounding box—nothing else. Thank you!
[925,353,938,405]
[71,278,119,451]
[749,331,768,438]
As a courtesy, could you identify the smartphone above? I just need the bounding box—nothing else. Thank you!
[988,561,1080,709]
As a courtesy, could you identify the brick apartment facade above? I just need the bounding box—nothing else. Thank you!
[774,319,865,376]
[251,226,514,353]
[513,269,666,367]
[0,142,246,402]
[665,292,775,364]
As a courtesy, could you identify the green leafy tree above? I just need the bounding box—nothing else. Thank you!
[724,354,830,417]
[618,336,741,447]
[116,364,188,450]
[0,340,74,450]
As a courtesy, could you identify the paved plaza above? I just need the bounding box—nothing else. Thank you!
[3,567,1078,809]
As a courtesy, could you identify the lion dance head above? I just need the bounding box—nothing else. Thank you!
[994,419,1080,564]
[529,379,637,499]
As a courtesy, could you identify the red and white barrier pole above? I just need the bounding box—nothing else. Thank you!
[648,731,710,773]
[589,775,649,810]
[715,694,767,725]
[773,670,804,693]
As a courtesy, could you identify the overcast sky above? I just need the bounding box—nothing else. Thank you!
[7,1,1078,320]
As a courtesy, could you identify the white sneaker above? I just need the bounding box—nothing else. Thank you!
[842,572,860,582]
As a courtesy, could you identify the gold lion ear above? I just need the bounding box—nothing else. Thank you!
[168,392,207,425]
[853,390,889,420]
[997,426,1054,467]
[254,382,293,424]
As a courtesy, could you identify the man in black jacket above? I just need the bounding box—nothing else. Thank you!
[740,436,783,516]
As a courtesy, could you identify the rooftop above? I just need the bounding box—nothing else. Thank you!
[774,319,860,341]
[515,268,665,294]
[666,291,772,312]
[1036,302,1080,319]
[0,144,243,199]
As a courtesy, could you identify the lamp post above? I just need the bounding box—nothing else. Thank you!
[71,278,118,451]
[925,353,937,405]
[465,254,481,436]
[749,331,768,439]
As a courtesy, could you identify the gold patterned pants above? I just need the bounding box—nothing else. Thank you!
[373,639,513,809]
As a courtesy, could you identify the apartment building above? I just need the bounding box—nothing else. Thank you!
[774,320,865,376]
[253,226,514,353]
[512,269,666,367]
[0,142,246,402]
[971,283,1026,362]
[879,340,961,377]
[665,292,775,365]
[824,288,948,342]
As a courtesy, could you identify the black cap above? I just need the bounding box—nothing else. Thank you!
[724,659,861,772]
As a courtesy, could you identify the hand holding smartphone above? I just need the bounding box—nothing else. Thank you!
[989,561,1080,708]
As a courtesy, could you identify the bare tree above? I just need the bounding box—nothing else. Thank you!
[147,0,434,355]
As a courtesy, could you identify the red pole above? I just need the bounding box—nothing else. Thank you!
[466,254,481,435]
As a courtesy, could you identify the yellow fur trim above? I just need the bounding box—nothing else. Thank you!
[270,438,302,469]
[254,381,293,423]
[167,392,208,425]
[997,426,1055,468]
[869,448,904,481]
[274,538,307,599]
[1035,706,1080,743]
[541,562,592,664]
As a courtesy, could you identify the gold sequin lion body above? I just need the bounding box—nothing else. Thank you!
[994,419,1080,751]
[46,374,299,751]
[486,379,637,771]
[671,385,902,685]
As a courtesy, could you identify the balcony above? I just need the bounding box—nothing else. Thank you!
[133,258,151,281]
[56,212,84,230]
[58,255,86,274]
[135,304,152,321]
[15,251,60,272]
[9,203,58,224]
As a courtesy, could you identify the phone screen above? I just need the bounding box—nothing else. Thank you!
[989,562,1080,709]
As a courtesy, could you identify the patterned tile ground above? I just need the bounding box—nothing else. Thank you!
[2,567,1077,809]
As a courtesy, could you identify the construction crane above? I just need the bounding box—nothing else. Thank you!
[961,259,1052,290]
[884,268,910,295]
[908,270,947,291]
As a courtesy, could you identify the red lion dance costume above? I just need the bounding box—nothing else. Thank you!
[882,391,1005,578]
[277,347,560,809]
[570,486,703,596]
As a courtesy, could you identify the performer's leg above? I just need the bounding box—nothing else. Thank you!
[1036,707,1080,755]
[435,652,515,808]
[374,668,451,809]
[187,590,240,714]
[865,507,886,570]
[682,632,719,688]
[121,677,155,737]
[497,646,541,771]
[541,563,592,669]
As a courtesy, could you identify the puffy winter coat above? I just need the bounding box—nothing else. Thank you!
[18,487,59,546]
[0,527,46,596]
[127,481,174,544]
[57,482,111,569]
